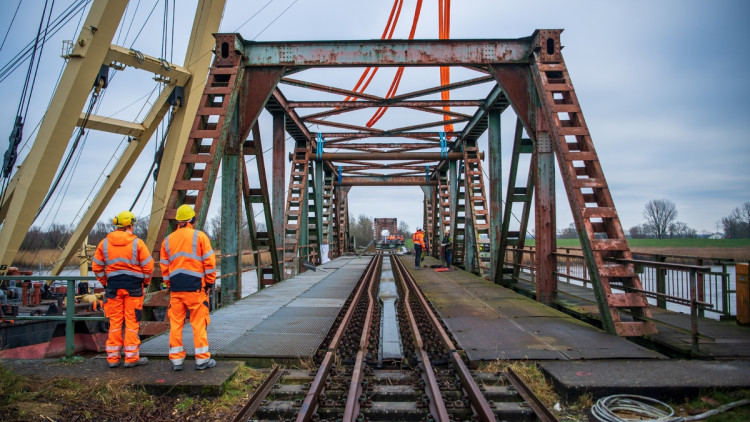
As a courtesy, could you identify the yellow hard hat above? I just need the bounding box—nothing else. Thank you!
[113,210,136,227]
[175,204,196,222]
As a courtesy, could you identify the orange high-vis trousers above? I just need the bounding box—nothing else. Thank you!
[103,289,144,365]
[168,291,211,366]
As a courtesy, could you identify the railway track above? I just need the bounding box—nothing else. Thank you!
[233,253,556,422]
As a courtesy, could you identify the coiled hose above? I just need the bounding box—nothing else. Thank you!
[591,394,750,422]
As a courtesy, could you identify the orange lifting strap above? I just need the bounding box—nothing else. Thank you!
[344,0,453,130]
[438,0,453,132]
[343,0,404,103]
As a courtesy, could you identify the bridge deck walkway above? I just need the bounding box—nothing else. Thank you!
[401,255,665,363]
[511,273,750,359]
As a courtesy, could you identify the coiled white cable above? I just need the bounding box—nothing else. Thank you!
[591,394,680,422]
[592,394,750,422]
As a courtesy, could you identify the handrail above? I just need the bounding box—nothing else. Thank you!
[501,247,738,353]
[611,257,712,272]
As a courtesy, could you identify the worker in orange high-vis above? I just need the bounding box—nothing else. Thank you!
[92,210,153,368]
[160,204,217,371]
[412,228,425,270]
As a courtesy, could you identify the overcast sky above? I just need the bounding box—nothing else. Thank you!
[0,0,748,239]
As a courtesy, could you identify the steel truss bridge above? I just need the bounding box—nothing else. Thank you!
[0,0,656,337]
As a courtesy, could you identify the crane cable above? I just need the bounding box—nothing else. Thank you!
[1,0,55,202]
[35,77,106,221]
[129,0,175,212]
[0,0,90,84]
[0,0,23,54]
[129,109,175,212]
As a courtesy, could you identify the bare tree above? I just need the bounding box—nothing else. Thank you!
[559,222,577,239]
[88,221,111,245]
[349,214,374,246]
[133,216,149,239]
[207,215,222,245]
[398,220,410,236]
[668,221,697,238]
[721,202,750,238]
[643,199,677,239]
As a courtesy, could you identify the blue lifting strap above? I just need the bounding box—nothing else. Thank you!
[439,132,447,159]
[338,166,342,185]
[316,132,324,161]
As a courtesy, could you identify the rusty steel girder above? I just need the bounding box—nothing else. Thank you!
[240,38,536,66]
[316,152,481,161]
[339,176,437,186]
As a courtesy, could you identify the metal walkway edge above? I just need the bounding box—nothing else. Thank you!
[140,255,370,360]
[401,255,665,363]
[512,276,750,359]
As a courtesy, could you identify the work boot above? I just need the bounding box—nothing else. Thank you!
[124,357,148,368]
[195,359,216,371]
[108,361,120,369]
[172,364,183,371]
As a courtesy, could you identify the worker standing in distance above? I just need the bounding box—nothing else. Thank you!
[412,228,425,270]
[92,210,153,368]
[160,204,217,371]
[442,228,453,270]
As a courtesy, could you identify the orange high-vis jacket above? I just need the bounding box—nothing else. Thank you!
[412,231,425,248]
[160,223,216,292]
[92,229,153,293]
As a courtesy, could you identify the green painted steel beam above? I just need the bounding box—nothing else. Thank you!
[221,152,240,305]
[488,109,503,284]
[314,161,324,261]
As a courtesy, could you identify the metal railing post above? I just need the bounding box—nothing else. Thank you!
[65,279,75,359]
[689,268,699,354]
[696,258,705,318]
[656,255,667,309]
[721,262,729,316]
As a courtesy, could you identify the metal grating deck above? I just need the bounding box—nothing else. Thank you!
[141,256,370,359]
[400,255,666,362]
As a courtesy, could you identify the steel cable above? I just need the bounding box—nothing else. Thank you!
[0,0,90,84]
[0,0,23,53]
[590,395,750,422]
[591,395,679,422]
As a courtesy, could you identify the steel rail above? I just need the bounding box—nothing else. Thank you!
[505,367,559,422]
[295,254,380,422]
[392,255,497,422]
[392,256,451,422]
[231,365,282,422]
[342,253,381,420]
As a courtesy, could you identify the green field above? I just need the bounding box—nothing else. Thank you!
[406,238,750,249]
[548,238,750,248]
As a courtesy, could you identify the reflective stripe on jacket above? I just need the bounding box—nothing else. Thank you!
[412,231,425,248]
[160,223,216,292]
[92,229,153,294]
